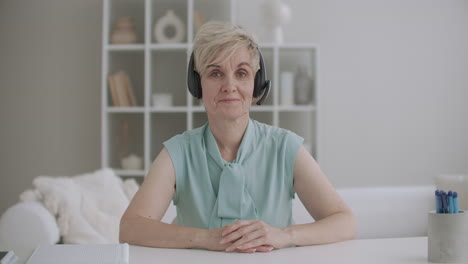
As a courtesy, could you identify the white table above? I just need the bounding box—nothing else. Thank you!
[130,237,434,264]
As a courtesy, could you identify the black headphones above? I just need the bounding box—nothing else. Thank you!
[186,49,271,105]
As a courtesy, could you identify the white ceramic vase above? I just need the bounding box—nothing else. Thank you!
[121,153,142,170]
[154,10,185,44]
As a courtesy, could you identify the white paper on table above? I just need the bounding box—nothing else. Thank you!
[26,243,129,264]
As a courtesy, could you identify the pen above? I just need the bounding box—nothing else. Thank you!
[441,191,448,214]
[435,190,442,213]
[453,191,459,213]
[448,191,454,213]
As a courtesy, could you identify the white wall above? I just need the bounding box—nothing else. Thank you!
[1,0,467,214]
[239,0,468,187]
[317,0,468,187]
[0,0,102,214]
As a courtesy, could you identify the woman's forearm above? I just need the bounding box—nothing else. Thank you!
[283,211,356,247]
[120,214,216,249]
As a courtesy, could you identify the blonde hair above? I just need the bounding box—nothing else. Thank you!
[193,21,260,76]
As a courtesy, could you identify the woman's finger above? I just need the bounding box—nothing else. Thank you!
[235,245,273,253]
[221,220,253,236]
[254,245,274,252]
[236,248,257,253]
[235,237,266,251]
[225,229,263,251]
[220,222,258,244]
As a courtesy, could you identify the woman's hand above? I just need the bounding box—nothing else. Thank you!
[203,226,273,253]
[203,228,233,251]
[219,220,291,252]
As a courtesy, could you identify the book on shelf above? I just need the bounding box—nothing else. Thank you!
[108,74,120,106]
[120,71,137,107]
[0,250,18,264]
[108,71,137,107]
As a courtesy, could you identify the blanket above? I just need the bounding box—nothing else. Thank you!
[20,168,139,244]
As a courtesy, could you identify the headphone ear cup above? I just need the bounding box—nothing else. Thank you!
[193,71,201,99]
[253,50,267,98]
[253,70,262,98]
[187,53,202,99]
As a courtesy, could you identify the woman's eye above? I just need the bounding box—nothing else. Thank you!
[210,71,222,78]
[237,71,247,78]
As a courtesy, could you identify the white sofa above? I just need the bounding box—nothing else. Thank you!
[0,185,434,262]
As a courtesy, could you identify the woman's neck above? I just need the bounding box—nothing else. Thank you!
[208,115,249,162]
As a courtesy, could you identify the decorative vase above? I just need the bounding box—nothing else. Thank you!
[154,10,185,44]
[294,65,313,105]
[121,153,142,170]
[280,72,294,105]
[261,0,292,43]
[152,93,173,108]
[111,16,138,44]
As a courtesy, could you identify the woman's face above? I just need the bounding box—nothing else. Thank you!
[200,47,255,121]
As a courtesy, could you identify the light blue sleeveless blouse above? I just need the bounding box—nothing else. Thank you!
[163,119,304,229]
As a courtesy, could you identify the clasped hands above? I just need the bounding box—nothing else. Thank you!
[215,220,290,253]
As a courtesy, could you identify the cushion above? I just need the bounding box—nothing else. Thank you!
[21,168,138,244]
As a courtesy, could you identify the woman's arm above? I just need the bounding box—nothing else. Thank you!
[221,146,356,251]
[119,148,227,250]
[283,146,356,245]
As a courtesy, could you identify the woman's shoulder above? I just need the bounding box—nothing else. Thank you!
[166,124,206,143]
[251,119,301,140]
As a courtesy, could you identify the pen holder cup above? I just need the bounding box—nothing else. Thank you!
[428,210,468,263]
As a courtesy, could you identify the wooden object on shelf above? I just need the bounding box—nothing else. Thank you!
[114,71,131,107]
[111,16,138,44]
[108,74,120,106]
[108,71,137,107]
[119,71,137,106]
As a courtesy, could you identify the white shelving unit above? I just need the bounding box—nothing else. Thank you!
[101,0,318,177]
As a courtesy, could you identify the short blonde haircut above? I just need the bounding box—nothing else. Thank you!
[193,21,260,76]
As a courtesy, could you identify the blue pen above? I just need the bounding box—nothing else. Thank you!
[448,191,454,213]
[435,190,442,213]
[441,191,448,213]
[453,192,459,213]
[438,190,444,213]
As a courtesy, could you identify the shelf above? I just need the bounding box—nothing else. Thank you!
[150,50,187,107]
[192,106,205,112]
[107,107,145,113]
[250,105,275,112]
[150,106,189,112]
[149,43,190,50]
[102,0,319,175]
[106,44,145,51]
[107,113,144,170]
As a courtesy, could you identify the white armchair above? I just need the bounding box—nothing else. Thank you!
[0,201,60,263]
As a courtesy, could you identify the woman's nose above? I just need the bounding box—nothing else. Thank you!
[222,75,237,93]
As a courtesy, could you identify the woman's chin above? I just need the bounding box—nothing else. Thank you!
[210,109,249,121]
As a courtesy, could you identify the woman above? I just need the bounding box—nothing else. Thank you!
[120,21,356,253]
